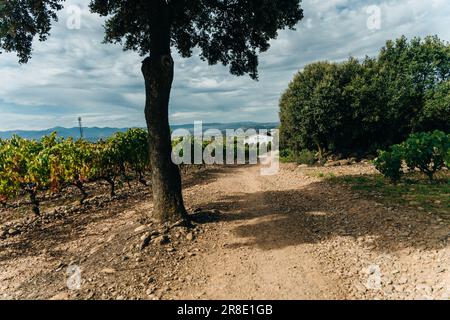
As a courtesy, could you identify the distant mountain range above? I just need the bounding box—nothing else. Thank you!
[0,122,279,141]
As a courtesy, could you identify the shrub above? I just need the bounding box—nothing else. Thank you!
[279,149,295,163]
[279,148,317,165]
[401,131,450,180]
[296,149,317,165]
[373,145,404,183]
[279,36,450,156]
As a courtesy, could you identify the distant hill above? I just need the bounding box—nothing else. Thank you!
[0,127,129,141]
[0,122,279,141]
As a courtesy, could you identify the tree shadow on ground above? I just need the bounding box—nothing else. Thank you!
[192,178,450,253]
[182,165,245,189]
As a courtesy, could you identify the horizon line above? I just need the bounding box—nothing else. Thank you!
[0,121,280,133]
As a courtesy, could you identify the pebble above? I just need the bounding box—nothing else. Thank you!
[153,235,170,245]
[134,225,148,233]
[186,232,195,241]
[101,268,116,274]
[49,292,70,300]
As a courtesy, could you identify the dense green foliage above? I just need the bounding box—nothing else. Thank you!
[1,0,303,79]
[172,136,273,165]
[374,131,450,183]
[373,145,404,183]
[0,129,150,215]
[402,131,450,180]
[280,36,450,157]
[280,148,317,165]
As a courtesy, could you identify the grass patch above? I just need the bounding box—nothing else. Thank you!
[327,171,450,215]
[305,171,336,179]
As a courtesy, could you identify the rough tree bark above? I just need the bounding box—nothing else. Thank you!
[142,56,188,223]
[141,0,188,223]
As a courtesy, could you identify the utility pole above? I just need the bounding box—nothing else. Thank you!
[78,117,83,139]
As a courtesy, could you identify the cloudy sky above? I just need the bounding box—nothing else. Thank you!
[0,0,449,131]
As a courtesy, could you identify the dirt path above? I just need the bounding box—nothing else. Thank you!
[177,165,346,299]
[175,163,450,300]
[1,163,449,300]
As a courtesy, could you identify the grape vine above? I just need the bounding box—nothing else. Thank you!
[0,129,150,215]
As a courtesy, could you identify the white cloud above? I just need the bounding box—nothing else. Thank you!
[0,0,449,130]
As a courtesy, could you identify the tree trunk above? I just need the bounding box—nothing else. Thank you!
[142,56,188,223]
[139,0,189,223]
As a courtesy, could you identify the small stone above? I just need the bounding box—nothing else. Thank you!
[55,262,66,271]
[86,292,95,299]
[134,225,148,233]
[186,232,195,241]
[101,268,116,274]
[153,235,170,245]
[8,228,18,235]
[50,292,70,300]
[140,233,150,241]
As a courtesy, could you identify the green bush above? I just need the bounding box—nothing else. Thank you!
[374,131,450,182]
[373,145,404,183]
[401,131,450,180]
[280,36,450,156]
[279,148,317,165]
[296,149,317,165]
[279,149,295,163]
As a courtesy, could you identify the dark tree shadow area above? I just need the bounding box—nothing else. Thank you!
[192,179,450,253]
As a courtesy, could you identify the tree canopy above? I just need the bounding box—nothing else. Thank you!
[0,0,63,63]
[1,0,303,79]
[280,36,450,157]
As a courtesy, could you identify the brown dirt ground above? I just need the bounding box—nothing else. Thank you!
[1,163,449,300]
